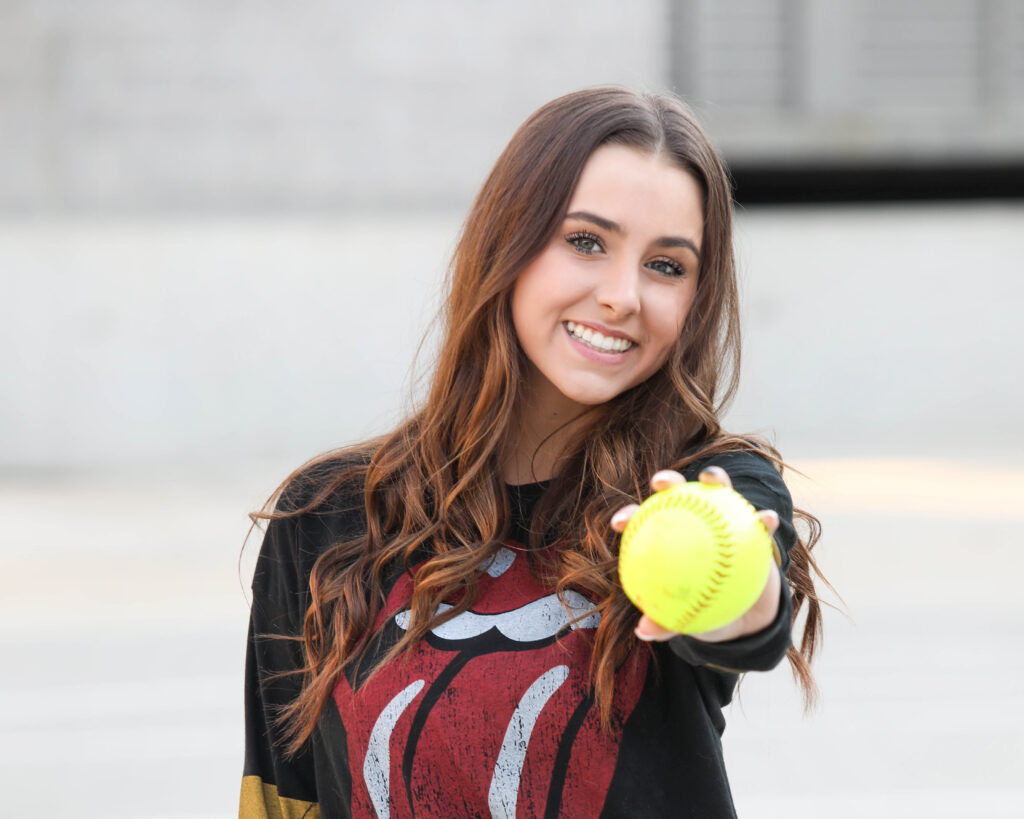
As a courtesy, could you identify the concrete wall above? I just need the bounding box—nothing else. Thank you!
[5,1,1024,215]
[3,3,1021,472]
[0,213,459,469]
[0,0,665,212]
[3,204,1021,471]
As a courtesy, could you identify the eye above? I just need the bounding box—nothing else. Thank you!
[647,256,686,278]
[565,231,604,256]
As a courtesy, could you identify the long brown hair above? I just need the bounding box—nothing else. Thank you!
[258,87,826,754]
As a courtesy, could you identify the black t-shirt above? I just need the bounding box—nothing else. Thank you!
[241,449,795,818]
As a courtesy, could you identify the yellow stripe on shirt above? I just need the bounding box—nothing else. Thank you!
[239,775,321,819]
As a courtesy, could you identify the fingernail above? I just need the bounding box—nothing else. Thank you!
[611,510,629,527]
[760,510,779,529]
[634,628,655,642]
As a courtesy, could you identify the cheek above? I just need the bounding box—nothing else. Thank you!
[510,265,549,350]
[511,253,570,333]
[650,291,695,358]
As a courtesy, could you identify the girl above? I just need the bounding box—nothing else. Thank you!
[241,87,824,818]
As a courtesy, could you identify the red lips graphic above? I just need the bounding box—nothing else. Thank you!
[332,546,646,818]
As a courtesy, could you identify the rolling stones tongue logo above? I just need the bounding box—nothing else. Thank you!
[332,546,647,818]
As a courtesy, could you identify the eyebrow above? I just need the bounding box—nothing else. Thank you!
[565,210,702,260]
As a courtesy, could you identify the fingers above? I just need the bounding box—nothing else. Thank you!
[610,503,640,533]
[758,508,780,536]
[697,467,778,536]
[650,465,737,493]
[634,614,679,642]
[697,465,733,490]
[615,470,684,532]
[650,469,685,491]
[618,466,749,531]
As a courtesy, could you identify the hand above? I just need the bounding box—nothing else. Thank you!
[610,465,782,644]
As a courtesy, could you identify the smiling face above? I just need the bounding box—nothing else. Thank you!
[511,143,704,421]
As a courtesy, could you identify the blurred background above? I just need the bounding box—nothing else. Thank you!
[1,1,1022,816]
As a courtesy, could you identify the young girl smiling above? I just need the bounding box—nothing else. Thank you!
[241,87,824,818]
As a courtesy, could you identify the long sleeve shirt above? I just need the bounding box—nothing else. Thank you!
[240,449,795,818]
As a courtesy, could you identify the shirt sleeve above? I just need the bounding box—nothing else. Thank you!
[666,448,797,673]
[240,510,322,817]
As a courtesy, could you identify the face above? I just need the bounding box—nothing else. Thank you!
[511,144,703,417]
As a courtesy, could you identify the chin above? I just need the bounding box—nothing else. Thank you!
[556,382,632,409]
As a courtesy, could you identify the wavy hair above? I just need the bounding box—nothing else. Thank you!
[258,87,827,754]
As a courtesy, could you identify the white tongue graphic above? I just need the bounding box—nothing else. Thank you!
[395,548,600,641]
[395,591,600,641]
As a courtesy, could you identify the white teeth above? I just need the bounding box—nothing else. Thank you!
[565,321,632,353]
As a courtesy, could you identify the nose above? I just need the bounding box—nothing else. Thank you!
[594,259,641,318]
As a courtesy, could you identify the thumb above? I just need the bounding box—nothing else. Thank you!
[634,614,679,642]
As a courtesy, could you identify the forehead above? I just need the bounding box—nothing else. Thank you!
[568,144,704,240]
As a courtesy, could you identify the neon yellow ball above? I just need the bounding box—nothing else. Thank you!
[619,481,774,634]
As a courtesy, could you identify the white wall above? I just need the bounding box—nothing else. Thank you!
[3,204,1022,471]
[0,214,458,468]
[727,202,1024,461]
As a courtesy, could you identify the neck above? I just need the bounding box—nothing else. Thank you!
[501,371,596,484]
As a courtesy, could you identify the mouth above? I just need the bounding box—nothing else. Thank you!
[564,321,635,354]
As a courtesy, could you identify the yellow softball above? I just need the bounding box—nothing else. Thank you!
[618,481,774,634]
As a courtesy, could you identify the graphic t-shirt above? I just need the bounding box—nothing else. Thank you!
[241,450,796,818]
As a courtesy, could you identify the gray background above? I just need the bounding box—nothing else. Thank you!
[1,2,1022,817]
